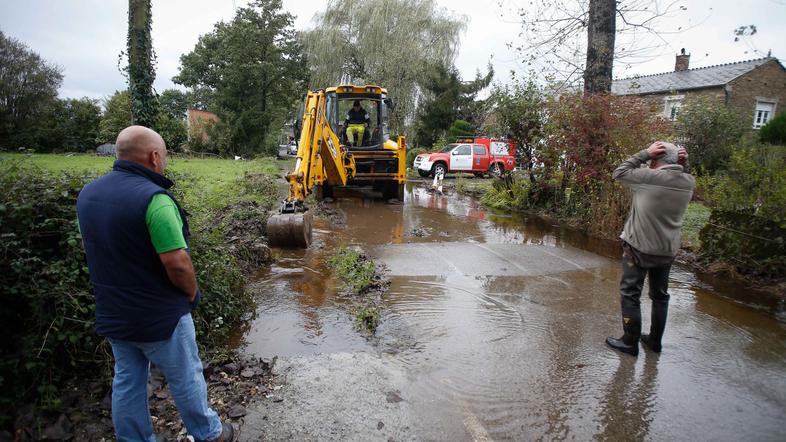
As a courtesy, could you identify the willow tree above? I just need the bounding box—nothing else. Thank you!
[127,0,158,127]
[304,0,466,132]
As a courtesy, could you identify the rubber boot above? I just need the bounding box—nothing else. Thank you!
[606,302,641,356]
[642,301,668,353]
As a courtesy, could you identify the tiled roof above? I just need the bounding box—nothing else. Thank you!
[612,57,778,95]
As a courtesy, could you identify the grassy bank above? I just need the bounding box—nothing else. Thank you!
[0,152,283,427]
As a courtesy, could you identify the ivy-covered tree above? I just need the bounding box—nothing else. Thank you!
[415,63,493,146]
[0,31,63,149]
[126,0,158,127]
[174,0,307,156]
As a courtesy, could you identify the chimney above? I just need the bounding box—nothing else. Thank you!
[675,48,690,72]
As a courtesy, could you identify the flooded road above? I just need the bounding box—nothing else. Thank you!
[240,183,786,441]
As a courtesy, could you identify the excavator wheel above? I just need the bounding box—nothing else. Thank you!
[267,211,313,248]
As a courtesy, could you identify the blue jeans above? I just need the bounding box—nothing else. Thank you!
[108,313,221,442]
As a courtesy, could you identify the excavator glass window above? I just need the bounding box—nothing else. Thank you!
[333,96,387,149]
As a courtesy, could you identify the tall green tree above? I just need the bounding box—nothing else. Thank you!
[127,0,158,127]
[41,98,102,152]
[174,0,308,156]
[304,0,466,133]
[414,64,493,146]
[96,90,133,144]
[0,31,63,149]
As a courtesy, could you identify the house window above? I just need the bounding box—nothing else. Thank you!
[663,95,684,121]
[753,100,775,129]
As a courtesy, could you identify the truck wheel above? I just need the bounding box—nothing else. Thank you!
[489,163,502,177]
[417,169,430,178]
[397,183,405,201]
[433,163,447,177]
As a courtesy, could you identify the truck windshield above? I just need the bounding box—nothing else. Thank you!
[439,144,458,153]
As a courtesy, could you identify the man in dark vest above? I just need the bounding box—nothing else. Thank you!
[77,126,234,442]
[606,141,695,357]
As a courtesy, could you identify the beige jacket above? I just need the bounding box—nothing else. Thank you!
[613,150,696,257]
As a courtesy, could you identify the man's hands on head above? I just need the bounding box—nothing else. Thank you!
[159,248,198,302]
[677,145,688,166]
[646,141,667,160]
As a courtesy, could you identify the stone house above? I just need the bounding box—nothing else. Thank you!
[612,50,786,130]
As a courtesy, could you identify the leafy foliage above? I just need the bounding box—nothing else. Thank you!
[486,76,546,176]
[0,157,279,425]
[41,98,102,152]
[174,0,308,157]
[305,0,466,133]
[415,64,493,146]
[700,145,786,227]
[0,164,103,423]
[759,111,786,145]
[480,93,669,238]
[0,31,63,150]
[96,90,134,145]
[674,96,748,175]
[329,247,376,294]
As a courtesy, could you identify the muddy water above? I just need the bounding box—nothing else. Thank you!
[244,184,786,441]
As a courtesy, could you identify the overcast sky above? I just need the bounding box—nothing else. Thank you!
[1,0,784,101]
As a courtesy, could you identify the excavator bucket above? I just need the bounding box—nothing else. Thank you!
[267,211,313,248]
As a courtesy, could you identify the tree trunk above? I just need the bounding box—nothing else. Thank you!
[583,0,616,95]
[128,0,157,127]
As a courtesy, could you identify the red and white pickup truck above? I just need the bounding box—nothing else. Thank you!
[413,138,516,178]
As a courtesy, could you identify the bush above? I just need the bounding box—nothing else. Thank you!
[759,111,786,145]
[537,93,669,236]
[700,145,786,226]
[0,163,103,423]
[697,144,786,278]
[674,96,749,175]
[0,161,264,425]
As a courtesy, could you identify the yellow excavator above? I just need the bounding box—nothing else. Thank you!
[267,85,407,248]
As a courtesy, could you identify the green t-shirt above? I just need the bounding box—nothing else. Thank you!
[146,193,187,253]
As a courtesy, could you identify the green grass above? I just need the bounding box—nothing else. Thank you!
[682,202,711,251]
[0,152,283,209]
[329,246,376,293]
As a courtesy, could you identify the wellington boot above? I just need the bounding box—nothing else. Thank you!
[640,334,662,353]
[605,336,639,356]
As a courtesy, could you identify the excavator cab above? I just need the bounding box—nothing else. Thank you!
[267,85,407,248]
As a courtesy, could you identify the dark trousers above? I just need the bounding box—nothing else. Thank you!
[619,250,672,344]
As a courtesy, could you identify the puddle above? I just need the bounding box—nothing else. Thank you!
[243,183,786,440]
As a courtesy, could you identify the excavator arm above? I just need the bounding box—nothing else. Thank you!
[267,90,356,247]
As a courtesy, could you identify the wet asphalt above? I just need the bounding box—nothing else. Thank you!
[238,182,786,442]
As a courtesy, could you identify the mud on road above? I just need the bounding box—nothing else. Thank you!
[238,182,786,441]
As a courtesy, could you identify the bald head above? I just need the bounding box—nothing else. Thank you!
[116,126,168,174]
